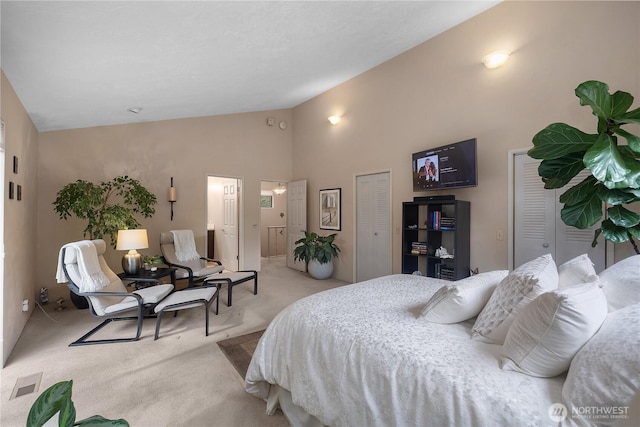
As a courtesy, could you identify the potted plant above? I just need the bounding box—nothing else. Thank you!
[143,255,164,271]
[53,175,157,248]
[528,80,640,254]
[293,231,340,279]
[53,175,157,307]
[27,380,128,427]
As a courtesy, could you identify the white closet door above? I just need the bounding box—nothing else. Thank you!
[286,180,307,272]
[356,172,391,282]
[221,179,239,271]
[514,153,605,271]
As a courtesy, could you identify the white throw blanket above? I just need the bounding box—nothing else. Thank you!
[56,240,110,292]
[171,230,200,262]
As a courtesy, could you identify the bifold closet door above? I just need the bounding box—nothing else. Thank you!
[356,172,391,282]
[514,153,605,271]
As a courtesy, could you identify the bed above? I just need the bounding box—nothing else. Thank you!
[245,274,565,426]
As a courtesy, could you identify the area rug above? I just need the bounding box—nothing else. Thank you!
[217,329,265,379]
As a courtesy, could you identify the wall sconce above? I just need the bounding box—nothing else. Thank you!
[116,229,149,274]
[273,182,286,195]
[482,51,510,69]
[168,177,177,221]
[328,115,341,125]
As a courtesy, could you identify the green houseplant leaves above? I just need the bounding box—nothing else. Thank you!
[528,80,640,253]
[26,380,129,427]
[293,231,341,265]
[53,176,157,248]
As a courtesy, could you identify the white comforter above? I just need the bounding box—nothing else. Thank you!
[245,274,564,426]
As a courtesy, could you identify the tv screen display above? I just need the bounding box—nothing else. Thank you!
[412,138,477,191]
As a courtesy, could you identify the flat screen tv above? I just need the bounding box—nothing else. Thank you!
[412,138,477,192]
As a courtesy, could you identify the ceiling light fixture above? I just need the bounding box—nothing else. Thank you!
[127,107,143,114]
[482,51,510,69]
[273,183,286,195]
[328,115,341,125]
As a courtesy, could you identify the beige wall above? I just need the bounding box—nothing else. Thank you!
[37,110,293,304]
[291,0,640,282]
[3,1,640,363]
[1,71,39,365]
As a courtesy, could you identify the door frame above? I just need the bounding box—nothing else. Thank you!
[508,148,613,270]
[353,169,393,282]
[205,174,243,270]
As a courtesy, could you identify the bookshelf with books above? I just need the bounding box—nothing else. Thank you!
[402,198,470,280]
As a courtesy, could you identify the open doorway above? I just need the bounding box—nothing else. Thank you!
[260,181,288,271]
[206,175,242,271]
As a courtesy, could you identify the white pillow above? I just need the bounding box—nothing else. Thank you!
[501,283,607,377]
[600,255,640,312]
[471,254,558,344]
[557,254,598,289]
[563,303,640,426]
[420,270,508,323]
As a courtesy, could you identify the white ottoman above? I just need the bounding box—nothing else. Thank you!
[153,286,220,340]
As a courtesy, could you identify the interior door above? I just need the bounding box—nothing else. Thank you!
[286,180,307,271]
[356,172,391,282]
[221,178,239,271]
[514,153,605,271]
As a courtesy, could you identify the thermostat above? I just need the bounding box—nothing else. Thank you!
[279,121,287,130]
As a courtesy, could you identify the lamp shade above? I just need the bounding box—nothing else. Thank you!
[116,229,149,251]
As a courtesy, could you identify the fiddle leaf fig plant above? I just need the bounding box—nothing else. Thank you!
[53,175,157,248]
[528,80,640,254]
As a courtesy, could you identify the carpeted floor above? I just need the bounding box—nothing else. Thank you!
[217,329,265,379]
[1,257,347,427]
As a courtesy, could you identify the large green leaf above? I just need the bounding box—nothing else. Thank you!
[559,175,598,205]
[584,134,636,188]
[26,381,73,427]
[597,186,640,205]
[575,80,613,121]
[607,205,640,227]
[537,153,586,189]
[622,106,640,125]
[601,219,631,243]
[560,191,603,229]
[529,123,597,160]
[615,128,640,153]
[75,415,130,426]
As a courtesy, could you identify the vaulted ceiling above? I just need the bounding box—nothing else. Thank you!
[1,1,500,131]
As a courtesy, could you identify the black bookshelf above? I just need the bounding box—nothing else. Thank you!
[402,199,470,280]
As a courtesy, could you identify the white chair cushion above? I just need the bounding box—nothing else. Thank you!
[204,271,255,283]
[154,287,217,312]
[557,253,599,289]
[600,255,640,312]
[563,302,640,425]
[420,270,508,324]
[501,282,607,377]
[102,284,174,314]
[471,254,558,344]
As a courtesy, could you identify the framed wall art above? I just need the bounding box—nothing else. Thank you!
[320,188,341,230]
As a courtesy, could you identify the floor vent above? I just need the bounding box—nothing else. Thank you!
[10,372,43,400]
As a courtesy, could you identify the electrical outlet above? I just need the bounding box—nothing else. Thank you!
[22,299,29,312]
[496,230,504,241]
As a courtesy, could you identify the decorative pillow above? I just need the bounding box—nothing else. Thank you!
[471,254,558,344]
[501,283,607,377]
[557,254,598,289]
[563,303,640,425]
[420,270,508,323]
[600,255,640,312]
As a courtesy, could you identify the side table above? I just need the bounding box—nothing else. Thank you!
[118,267,177,290]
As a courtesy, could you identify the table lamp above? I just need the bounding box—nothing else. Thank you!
[116,229,149,274]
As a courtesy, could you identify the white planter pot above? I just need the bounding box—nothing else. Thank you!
[308,259,334,280]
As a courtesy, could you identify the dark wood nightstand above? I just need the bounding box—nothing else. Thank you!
[118,267,177,289]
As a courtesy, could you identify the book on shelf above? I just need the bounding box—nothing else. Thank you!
[410,241,428,255]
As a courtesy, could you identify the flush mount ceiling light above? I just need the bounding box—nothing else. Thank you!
[273,183,286,195]
[482,51,510,69]
[126,107,143,114]
[328,115,341,125]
